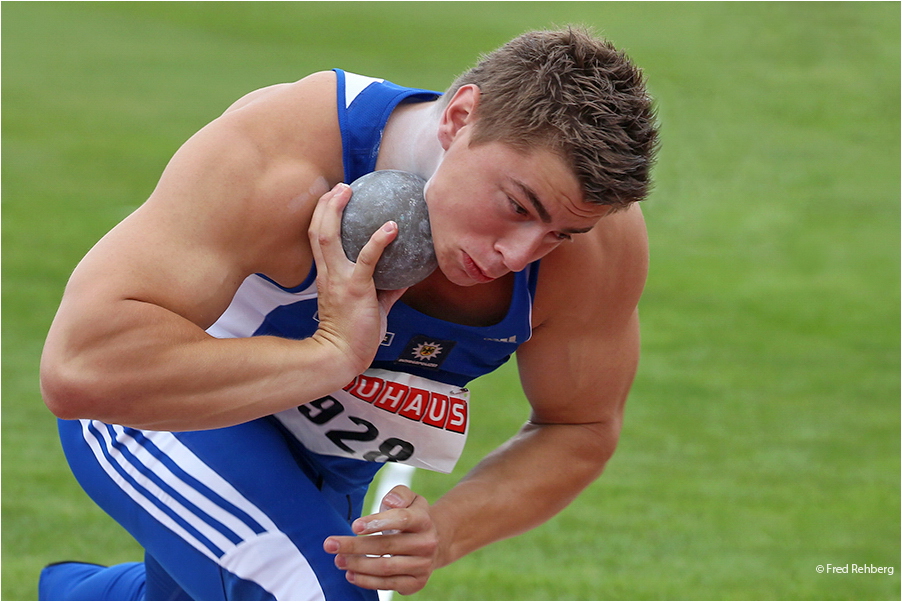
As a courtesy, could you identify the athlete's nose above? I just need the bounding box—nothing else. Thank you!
[495,230,546,273]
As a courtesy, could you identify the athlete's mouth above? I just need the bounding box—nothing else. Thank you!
[462,253,496,283]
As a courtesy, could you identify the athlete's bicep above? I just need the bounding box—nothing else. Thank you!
[516,306,640,428]
[517,207,648,426]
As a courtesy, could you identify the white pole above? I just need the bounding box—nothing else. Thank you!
[370,463,416,602]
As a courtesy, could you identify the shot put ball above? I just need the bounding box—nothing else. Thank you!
[341,170,438,290]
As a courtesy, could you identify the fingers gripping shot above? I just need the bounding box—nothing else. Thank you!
[39,27,658,600]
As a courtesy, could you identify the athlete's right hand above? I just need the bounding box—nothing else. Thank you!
[324,485,441,595]
[308,183,408,376]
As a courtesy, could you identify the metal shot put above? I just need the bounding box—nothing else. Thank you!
[341,170,437,290]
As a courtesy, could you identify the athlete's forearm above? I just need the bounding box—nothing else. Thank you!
[40,299,360,431]
[430,419,620,567]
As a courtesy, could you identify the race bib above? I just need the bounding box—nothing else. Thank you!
[274,369,469,473]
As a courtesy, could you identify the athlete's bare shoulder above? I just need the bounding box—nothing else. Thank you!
[212,71,343,180]
[532,203,648,327]
[224,70,336,108]
[87,70,346,315]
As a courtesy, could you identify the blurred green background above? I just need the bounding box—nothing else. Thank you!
[3,2,899,600]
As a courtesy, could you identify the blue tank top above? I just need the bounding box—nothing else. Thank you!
[207,70,540,477]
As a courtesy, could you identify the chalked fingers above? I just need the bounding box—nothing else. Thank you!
[354,220,399,279]
[309,183,353,270]
[310,184,390,374]
[364,222,409,310]
[341,171,435,290]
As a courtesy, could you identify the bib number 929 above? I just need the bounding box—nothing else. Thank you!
[297,396,414,463]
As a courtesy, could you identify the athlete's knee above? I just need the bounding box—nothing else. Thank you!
[39,562,146,601]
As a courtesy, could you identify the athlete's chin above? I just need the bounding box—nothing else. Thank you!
[438,266,480,288]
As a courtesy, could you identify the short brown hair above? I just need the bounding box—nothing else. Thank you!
[446,27,659,209]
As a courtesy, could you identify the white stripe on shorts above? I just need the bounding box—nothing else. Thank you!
[81,420,326,600]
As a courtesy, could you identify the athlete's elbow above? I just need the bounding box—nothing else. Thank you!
[578,418,624,476]
[40,350,112,421]
[41,360,86,420]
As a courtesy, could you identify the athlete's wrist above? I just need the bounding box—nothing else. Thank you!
[307,329,370,387]
[427,501,466,570]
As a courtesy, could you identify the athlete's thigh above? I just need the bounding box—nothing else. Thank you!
[59,418,377,601]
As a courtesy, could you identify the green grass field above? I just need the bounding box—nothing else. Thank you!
[3,2,899,600]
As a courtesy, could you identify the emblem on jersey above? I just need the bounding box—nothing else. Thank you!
[413,341,442,359]
[397,335,456,370]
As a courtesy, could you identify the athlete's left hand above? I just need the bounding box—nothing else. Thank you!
[323,485,440,595]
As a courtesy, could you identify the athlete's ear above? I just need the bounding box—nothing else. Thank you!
[437,84,480,150]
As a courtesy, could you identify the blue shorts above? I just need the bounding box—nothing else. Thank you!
[55,417,382,600]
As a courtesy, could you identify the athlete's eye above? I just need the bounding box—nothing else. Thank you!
[507,197,529,216]
[553,232,573,242]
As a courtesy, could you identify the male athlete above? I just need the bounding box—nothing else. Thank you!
[39,27,658,600]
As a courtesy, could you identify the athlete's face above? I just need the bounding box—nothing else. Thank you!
[424,109,608,286]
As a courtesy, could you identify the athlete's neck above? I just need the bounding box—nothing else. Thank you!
[376,100,444,179]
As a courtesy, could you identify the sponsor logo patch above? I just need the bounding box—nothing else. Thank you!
[397,335,456,370]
